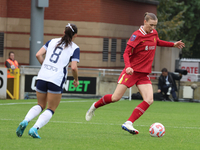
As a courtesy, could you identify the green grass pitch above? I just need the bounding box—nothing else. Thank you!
[0,99,200,150]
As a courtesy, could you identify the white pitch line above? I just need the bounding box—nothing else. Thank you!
[48,121,200,130]
[1,118,200,130]
[0,100,95,106]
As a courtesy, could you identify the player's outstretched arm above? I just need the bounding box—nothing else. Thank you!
[173,40,185,49]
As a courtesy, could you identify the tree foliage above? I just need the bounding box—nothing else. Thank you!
[156,0,200,58]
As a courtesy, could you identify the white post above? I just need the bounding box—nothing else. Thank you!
[129,87,132,101]
[103,69,105,76]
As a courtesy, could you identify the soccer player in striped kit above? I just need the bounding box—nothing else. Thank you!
[86,12,185,135]
[16,23,80,139]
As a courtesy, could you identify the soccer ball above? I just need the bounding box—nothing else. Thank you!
[149,122,165,137]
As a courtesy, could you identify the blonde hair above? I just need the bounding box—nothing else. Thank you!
[144,12,157,21]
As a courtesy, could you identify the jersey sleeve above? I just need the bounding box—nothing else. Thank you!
[124,32,140,69]
[127,33,140,48]
[123,44,133,69]
[157,37,174,47]
[43,40,51,50]
[70,48,80,62]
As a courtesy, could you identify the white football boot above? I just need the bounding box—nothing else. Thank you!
[85,102,96,121]
[122,121,139,135]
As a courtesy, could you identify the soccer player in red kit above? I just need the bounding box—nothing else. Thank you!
[85,12,185,135]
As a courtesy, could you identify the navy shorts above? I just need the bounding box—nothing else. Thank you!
[36,80,63,94]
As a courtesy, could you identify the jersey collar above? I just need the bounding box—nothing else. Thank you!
[139,26,153,35]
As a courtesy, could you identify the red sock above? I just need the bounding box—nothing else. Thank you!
[128,101,150,123]
[94,94,113,108]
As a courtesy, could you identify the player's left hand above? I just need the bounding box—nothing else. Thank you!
[73,80,79,88]
[174,40,185,49]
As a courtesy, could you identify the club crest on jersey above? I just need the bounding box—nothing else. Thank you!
[130,35,137,41]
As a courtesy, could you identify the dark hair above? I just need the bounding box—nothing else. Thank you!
[57,23,78,48]
[161,68,168,72]
[144,12,157,21]
[9,51,14,57]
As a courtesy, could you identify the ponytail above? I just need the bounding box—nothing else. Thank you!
[57,23,78,48]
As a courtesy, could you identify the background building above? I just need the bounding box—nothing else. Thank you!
[0,0,197,101]
[0,0,178,71]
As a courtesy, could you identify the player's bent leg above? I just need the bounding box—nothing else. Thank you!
[85,84,127,121]
[112,84,128,102]
[46,92,62,112]
[35,93,60,129]
[29,108,54,139]
[137,84,154,105]
[85,94,113,121]
[122,84,153,135]
[28,93,60,139]
[36,91,48,110]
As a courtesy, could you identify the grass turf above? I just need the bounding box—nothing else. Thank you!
[0,99,200,150]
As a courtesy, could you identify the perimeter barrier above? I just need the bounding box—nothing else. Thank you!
[18,66,200,101]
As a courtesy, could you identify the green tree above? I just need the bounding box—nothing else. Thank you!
[157,0,185,40]
[157,0,200,58]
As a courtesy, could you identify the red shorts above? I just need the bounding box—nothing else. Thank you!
[117,69,151,88]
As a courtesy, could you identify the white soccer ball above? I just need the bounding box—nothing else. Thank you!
[149,122,165,137]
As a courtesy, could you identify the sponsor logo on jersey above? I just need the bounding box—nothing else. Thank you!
[130,35,137,41]
[149,46,155,50]
[145,46,148,51]
[145,46,155,51]
[44,64,58,72]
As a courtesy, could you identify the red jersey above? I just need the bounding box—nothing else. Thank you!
[124,26,174,73]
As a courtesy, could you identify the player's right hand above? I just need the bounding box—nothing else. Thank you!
[126,67,134,75]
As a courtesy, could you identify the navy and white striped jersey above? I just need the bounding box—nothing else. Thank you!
[37,38,80,87]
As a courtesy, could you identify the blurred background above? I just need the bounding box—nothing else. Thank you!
[0,0,200,101]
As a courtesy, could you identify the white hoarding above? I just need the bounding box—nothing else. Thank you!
[180,62,199,82]
[0,68,7,99]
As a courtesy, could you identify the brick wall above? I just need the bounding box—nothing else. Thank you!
[6,0,31,18]
[0,0,7,17]
[99,0,157,25]
[3,0,157,26]
[44,0,102,22]
[0,0,158,68]
[44,0,157,26]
